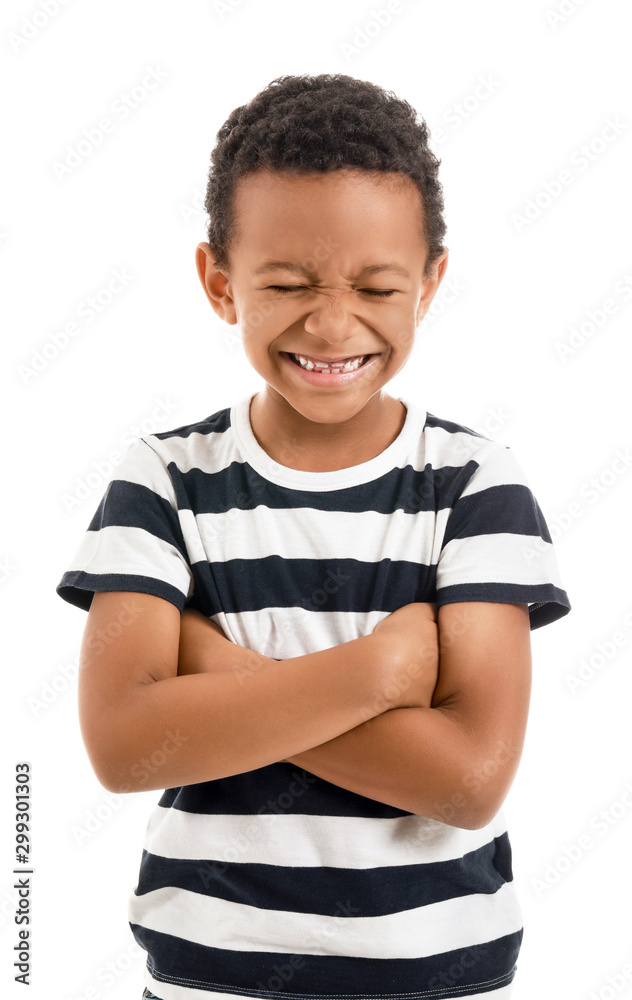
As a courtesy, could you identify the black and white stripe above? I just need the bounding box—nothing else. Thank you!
[57,392,570,998]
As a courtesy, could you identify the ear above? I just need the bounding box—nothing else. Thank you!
[416,247,449,326]
[195,242,238,325]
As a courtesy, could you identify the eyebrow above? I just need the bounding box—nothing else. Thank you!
[254,260,411,279]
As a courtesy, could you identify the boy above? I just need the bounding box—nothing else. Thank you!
[56,73,571,1000]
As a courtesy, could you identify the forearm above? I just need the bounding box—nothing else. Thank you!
[283,705,487,829]
[104,632,396,793]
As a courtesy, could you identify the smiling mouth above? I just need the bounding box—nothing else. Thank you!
[286,352,375,373]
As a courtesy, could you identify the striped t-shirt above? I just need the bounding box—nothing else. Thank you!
[56,392,571,1000]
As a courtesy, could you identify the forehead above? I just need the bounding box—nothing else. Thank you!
[230,168,424,262]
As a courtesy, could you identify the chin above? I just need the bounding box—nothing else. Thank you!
[287,392,378,423]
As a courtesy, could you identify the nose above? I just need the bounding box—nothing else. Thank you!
[302,291,360,350]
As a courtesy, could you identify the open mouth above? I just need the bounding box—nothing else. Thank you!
[286,352,374,374]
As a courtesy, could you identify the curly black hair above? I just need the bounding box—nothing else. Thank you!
[203,73,447,280]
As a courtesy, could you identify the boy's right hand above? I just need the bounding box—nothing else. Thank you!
[372,602,440,710]
[178,608,275,677]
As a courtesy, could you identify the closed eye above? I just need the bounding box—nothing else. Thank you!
[266,285,397,298]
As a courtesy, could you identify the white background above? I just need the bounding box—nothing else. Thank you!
[2,0,631,997]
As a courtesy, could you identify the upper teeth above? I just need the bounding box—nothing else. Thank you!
[293,353,368,372]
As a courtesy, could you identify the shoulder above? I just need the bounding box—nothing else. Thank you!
[425,410,503,461]
[424,409,524,490]
[129,403,234,475]
[152,403,233,442]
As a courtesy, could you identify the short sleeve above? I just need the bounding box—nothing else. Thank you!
[435,441,571,630]
[56,437,194,613]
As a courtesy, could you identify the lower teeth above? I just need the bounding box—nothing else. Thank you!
[291,354,368,373]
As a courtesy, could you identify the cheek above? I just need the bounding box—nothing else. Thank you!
[389,309,420,353]
[392,329,415,353]
[238,297,283,342]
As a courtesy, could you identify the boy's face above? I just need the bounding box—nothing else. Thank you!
[196,168,448,427]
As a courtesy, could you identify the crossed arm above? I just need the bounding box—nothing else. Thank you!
[177,601,532,830]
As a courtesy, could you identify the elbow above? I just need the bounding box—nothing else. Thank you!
[85,737,165,794]
[455,743,518,830]
[84,735,180,795]
[446,804,493,832]
[463,804,499,831]
[96,772,133,796]
[80,717,143,794]
[439,800,497,832]
[458,786,506,831]
[420,793,498,831]
[79,696,150,795]
[84,746,136,795]
[428,776,504,831]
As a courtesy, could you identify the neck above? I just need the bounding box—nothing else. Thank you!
[248,390,406,473]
